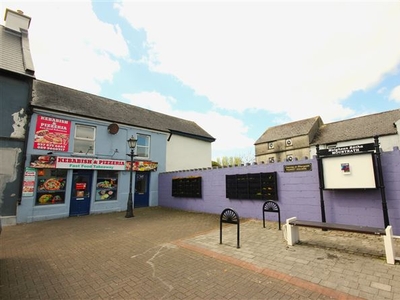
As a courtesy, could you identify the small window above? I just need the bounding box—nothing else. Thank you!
[136,134,150,158]
[74,125,95,154]
[286,139,292,147]
[268,142,274,149]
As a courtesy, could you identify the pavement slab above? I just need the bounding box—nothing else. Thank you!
[1,207,399,300]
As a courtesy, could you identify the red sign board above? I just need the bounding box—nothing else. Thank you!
[33,115,71,151]
[75,183,87,190]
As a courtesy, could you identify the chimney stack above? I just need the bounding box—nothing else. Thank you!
[4,8,31,32]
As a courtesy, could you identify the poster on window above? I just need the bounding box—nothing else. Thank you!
[22,167,36,196]
[33,115,71,151]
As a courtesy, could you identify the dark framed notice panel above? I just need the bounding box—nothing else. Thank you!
[322,152,377,189]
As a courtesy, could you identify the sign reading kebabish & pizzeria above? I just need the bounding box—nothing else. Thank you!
[33,115,71,152]
[30,155,158,171]
[56,157,126,170]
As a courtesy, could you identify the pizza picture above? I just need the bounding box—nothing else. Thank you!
[43,178,61,191]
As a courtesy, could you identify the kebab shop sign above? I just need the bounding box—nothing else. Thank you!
[56,157,126,170]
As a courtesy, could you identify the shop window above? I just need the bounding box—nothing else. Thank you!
[96,171,118,201]
[36,169,67,205]
[74,124,95,154]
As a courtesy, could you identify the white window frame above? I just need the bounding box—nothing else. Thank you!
[74,124,96,155]
[136,134,150,159]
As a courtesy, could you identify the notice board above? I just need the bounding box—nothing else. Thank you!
[322,152,377,189]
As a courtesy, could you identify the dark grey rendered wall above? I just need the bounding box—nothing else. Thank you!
[0,75,31,217]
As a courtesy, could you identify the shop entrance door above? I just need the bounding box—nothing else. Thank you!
[70,171,93,216]
[134,172,149,208]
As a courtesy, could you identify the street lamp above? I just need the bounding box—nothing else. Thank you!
[126,135,137,218]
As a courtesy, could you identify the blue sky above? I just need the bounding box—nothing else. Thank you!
[2,1,400,161]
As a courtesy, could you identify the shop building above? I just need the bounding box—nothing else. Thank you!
[0,9,35,225]
[17,79,215,223]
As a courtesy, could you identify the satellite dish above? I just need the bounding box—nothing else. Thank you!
[108,123,119,134]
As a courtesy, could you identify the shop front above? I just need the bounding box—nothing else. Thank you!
[18,155,158,223]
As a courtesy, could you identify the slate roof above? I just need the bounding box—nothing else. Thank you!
[311,109,400,145]
[255,116,322,144]
[31,80,216,142]
[0,25,35,77]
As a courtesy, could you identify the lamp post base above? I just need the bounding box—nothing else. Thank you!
[125,193,134,218]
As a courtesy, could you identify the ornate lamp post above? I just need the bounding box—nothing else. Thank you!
[126,135,137,218]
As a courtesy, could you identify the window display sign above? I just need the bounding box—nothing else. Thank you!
[30,155,57,168]
[76,182,87,190]
[34,115,71,151]
[36,169,67,205]
[125,161,158,171]
[96,177,118,201]
[22,167,36,196]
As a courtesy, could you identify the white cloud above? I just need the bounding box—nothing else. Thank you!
[122,91,176,112]
[389,86,400,102]
[123,91,254,159]
[1,0,129,94]
[117,1,400,123]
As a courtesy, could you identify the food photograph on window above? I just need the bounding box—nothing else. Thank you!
[96,171,118,201]
[36,169,67,205]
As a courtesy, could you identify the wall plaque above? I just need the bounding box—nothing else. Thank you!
[284,163,312,172]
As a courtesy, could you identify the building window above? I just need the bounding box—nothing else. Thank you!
[286,139,293,147]
[74,124,95,154]
[137,134,150,158]
[96,171,118,201]
[268,142,274,149]
[36,169,67,205]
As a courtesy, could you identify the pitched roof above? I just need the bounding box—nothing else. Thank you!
[255,116,322,144]
[31,79,216,142]
[0,25,35,77]
[311,109,400,145]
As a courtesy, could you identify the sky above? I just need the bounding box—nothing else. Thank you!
[1,1,400,161]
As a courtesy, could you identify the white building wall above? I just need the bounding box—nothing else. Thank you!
[166,135,212,172]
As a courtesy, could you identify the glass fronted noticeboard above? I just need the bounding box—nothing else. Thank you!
[322,153,377,189]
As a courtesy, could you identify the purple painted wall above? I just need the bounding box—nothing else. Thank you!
[158,148,400,235]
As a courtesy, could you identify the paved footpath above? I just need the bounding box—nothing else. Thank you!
[0,207,399,300]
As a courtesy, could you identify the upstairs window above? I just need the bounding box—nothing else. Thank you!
[74,125,95,155]
[136,134,150,158]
